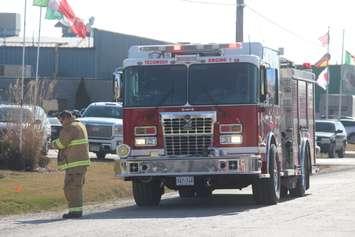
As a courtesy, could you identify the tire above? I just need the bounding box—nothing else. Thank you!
[290,146,309,197]
[133,180,162,206]
[178,188,195,198]
[328,142,336,158]
[337,144,345,158]
[252,144,280,205]
[195,187,212,198]
[348,134,355,144]
[95,152,106,160]
[280,185,288,199]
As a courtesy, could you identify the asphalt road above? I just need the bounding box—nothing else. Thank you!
[1,156,355,236]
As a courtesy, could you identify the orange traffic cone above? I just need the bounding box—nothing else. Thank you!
[15,184,23,193]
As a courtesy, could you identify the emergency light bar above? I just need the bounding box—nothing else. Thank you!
[138,42,243,53]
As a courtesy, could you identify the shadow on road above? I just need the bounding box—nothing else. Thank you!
[17,192,308,224]
[17,218,65,225]
[82,193,263,220]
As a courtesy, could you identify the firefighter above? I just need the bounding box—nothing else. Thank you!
[52,110,90,219]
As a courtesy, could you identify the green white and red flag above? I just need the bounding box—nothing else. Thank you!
[33,0,49,7]
[45,0,87,38]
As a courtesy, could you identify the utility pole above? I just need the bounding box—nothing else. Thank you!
[236,0,245,42]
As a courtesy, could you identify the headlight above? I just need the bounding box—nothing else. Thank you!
[112,125,122,136]
[220,134,243,144]
[135,137,157,146]
[117,144,130,158]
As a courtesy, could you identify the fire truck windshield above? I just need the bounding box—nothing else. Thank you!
[189,63,258,105]
[124,62,258,107]
[124,65,187,107]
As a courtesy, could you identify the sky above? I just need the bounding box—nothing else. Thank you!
[1,0,355,64]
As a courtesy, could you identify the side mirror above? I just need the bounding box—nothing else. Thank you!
[335,129,343,134]
[113,68,123,102]
[34,119,42,125]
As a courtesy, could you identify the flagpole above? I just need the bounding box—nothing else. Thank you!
[34,7,43,106]
[338,29,345,118]
[325,26,330,119]
[20,0,28,152]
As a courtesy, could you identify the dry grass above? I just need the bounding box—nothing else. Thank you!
[0,160,131,216]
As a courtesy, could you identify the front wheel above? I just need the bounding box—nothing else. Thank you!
[95,152,106,160]
[337,144,345,158]
[328,142,336,158]
[253,144,280,205]
[348,134,355,144]
[133,180,162,206]
[178,188,195,198]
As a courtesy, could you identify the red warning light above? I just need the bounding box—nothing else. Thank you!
[302,63,312,69]
[228,42,241,48]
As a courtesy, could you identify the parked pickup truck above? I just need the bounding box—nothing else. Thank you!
[79,102,123,159]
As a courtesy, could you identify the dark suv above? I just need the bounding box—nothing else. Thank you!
[339,118,355,144]
[315,120,347,158]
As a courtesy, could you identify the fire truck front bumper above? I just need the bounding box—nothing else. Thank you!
[117,154,263,178]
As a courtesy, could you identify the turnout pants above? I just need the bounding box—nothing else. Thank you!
[64,166,87,213]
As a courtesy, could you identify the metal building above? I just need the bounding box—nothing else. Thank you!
[0,28,167,111]
[314,64,355,118]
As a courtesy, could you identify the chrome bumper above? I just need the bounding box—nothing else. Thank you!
[118,154,262,177]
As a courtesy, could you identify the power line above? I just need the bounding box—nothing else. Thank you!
[245,5,321,48]
[177,0,321,48]
[178,0,234,6]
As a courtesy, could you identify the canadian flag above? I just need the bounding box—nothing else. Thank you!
[316,67,329,90]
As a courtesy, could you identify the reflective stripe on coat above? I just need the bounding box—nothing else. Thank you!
[52,120,90,170]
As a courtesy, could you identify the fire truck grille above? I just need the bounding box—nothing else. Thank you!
[163,118,213,134]
[165,135,212,156]
[163,117,213,156]
[85,125,112,139]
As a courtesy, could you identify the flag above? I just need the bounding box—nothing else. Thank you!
[316,67,329,90]
[318,32,329,47]
[314,53,331,68]
[33,0,48,7]
[46,0,87,38]
[344,51,355,65]
[46,0,73,20]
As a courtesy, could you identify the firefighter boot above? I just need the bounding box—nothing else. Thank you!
[62,211,83,219]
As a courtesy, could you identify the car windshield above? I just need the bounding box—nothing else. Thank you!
[189,63,258,105]
[0,107,33,123]
[316,122,335,132]
[83,105,122,119]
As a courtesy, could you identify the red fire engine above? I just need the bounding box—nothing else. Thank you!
[115,42,316,206]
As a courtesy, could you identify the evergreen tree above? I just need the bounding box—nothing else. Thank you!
[75,77,91,109]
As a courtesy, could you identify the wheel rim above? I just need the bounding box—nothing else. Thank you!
[273,156,280,194]
[301,158,306,188]
[301,148,309,189]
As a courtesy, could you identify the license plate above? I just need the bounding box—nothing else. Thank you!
[176,176,194,186]
[90,144,100,152]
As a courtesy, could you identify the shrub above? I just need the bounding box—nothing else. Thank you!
[0,124,49,171]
